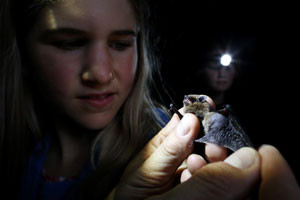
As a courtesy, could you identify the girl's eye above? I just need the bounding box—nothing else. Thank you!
[51,39,87,50]
[109,40,133,51]
[207,66,221,70]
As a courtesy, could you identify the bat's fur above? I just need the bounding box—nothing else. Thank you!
[182,94,253,152]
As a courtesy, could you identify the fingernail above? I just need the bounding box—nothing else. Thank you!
[177,115,191,137]
[224,147,257,169]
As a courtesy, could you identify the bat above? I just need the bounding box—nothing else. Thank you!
[170,94,253,152]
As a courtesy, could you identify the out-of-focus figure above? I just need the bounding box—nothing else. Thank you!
[196,51,239,108]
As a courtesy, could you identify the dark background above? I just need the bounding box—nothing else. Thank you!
[150,1,300,179]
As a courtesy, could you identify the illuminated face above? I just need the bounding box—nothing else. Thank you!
[27,0,138,130]
[204,62,236,92]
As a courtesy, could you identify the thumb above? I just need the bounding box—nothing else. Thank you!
[258,145,300,199]
[151,147,261,200]
[141,113,200,183]
[114,114,200,200]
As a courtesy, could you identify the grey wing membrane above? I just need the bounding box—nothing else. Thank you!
[226,113,254,149]
[218,105,254,149]
[195,109,254,152]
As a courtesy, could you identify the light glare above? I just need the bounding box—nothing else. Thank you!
[220,54,232,66]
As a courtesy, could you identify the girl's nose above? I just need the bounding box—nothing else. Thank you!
[81,45,114,85]
[217,67,229,79]
[217,68,224,78]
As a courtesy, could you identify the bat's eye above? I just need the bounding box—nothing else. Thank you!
[184,95,197,104]
[189,96,197,103]
[196,95,207,103]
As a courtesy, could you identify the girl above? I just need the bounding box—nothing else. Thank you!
[1,0,168,198]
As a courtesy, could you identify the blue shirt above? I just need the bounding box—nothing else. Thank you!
[19,109,170,200]
[20,135,93,200]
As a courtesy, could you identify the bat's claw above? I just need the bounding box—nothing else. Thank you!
[169,104,183,119]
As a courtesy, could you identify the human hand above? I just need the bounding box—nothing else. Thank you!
[151,147,261,200]
[110,104,227,199]
[258,145,300,199]
[151,145,300,200]
[111,113,200,199]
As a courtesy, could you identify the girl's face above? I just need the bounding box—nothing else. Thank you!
[204,62,236,92]
[27,0,138,130]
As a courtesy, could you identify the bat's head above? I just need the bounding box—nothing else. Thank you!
[183,94,212,118]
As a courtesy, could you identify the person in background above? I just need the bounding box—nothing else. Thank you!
[194,48,240,109]
[0,0,299,199]
[201,57,236,107]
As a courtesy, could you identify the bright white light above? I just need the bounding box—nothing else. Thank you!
[220,54,232,66]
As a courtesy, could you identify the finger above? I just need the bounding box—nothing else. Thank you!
[141,113,200,183]
[177,159,187,173]
[180,169,192,183]
[176,160,187,184]
[180,155,207,183]
[224,147,259,169]
[200,95,216,110]
[153,147,261,200]
[123,114,180,174]
[187,154,207,174]
[114,115,199,200]
[258,145,300,199]
[205,143,228,162]
[143,114,180,159]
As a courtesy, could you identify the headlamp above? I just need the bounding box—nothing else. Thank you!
[220,54,232,67]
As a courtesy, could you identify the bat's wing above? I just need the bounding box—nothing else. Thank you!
[223,105,253,148]
[195,109,253,152]
[228,114,253,146]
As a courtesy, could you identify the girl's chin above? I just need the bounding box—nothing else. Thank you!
[79,117,115,131]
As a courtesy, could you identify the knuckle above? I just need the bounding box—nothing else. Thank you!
[160,139,182,158]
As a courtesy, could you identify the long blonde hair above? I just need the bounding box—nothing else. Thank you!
[0,0,166,198]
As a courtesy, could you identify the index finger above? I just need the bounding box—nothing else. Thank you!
[205,144,228,162]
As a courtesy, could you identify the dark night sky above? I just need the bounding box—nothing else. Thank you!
[151,1,300,178]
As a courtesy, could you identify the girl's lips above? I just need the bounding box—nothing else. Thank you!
[216,80,228,85]
[78,93,115,109]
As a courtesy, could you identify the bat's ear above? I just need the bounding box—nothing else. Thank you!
[217,104,237,118]
[196,95,207,103]
[224,104,232,111]
[224,104,233,112]
[216,104,229,115]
